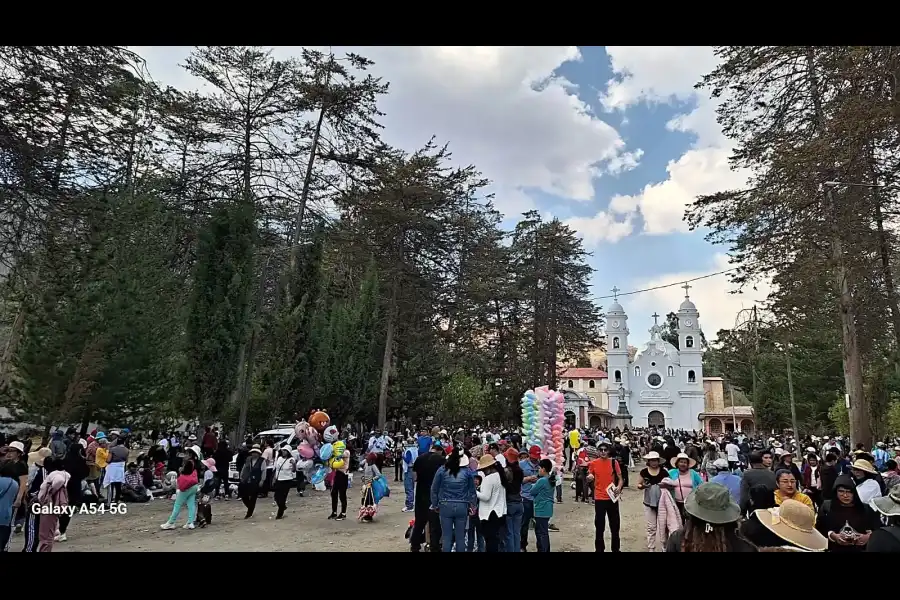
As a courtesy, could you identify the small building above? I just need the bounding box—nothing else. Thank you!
[699,376,756,434]
[558,367,615,429]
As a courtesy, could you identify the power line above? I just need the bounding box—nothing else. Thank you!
[591,265,744,301]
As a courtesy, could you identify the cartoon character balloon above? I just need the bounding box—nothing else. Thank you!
[323,425,339,443]
[309,411,331,433]
[330,440,347,470]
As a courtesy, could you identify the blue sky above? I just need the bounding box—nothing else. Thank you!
[135,46,768,346]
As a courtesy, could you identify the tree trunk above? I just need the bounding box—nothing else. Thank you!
[235,256,270,441]
[873,184,900,376]
[377,277,399,430]
[806,47,871,449]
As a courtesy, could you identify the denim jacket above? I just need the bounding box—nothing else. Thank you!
[431,465,476,509]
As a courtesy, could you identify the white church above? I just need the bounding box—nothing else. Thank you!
[606,284,706,431]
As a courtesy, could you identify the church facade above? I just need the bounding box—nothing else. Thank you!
[605,285,706,431]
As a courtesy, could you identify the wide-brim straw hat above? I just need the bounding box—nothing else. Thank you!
[643,451,661,461]
[684,483,742,524]
[477,454,497,470]
[871,485,900,517]
[250,444,262,454]
[851,459,877,474]
[669,452,696,469]
[755,500,827,552]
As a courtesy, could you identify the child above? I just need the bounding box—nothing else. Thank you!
[197,458,217,527]
[531,459,555,552]
[574,446,588,502]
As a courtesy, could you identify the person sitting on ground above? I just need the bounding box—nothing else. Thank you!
[122,462,149,503]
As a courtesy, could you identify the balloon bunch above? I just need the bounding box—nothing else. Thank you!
[295,410,337,487]
[520,386,565,469]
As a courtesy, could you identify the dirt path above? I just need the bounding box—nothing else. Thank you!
[50,478,650,552]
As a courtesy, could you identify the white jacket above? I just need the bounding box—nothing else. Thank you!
[476,471,507,521]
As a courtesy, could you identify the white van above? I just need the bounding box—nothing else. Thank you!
[228,425,296,483]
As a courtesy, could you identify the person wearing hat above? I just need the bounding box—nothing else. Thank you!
[867,483,900,551]
[238,445,265,519]
[475,451,507,552]
[665,482,756,552]
[637,451,667,551]
[667,452,703,521]
[587,441,624,552]
[849,459,883,504]
[0,440,28,539]
[752,499,827,551]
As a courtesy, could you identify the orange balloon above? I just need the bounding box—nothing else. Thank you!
[309,411,330,432]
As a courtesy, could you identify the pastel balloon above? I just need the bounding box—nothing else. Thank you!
[323,425,339,443]
[298,441,315,459]
[319,443,334,461]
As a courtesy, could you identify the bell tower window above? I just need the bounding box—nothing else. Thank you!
[612,337,620,349]
[688,370,696,383]
[614,370,622,383]
[634,366,640,377]
[685,336,694,349]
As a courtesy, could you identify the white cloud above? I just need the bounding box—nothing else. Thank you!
[617,254,774,347]
[563,46,751,239]
[131,46,642,218]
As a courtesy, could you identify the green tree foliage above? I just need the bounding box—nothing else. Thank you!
[184,201,255,422]
[0,46,607,435]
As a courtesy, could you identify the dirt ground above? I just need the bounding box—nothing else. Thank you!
[50,474,650,552]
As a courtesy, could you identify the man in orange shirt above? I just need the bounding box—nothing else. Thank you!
[586,441,623,552]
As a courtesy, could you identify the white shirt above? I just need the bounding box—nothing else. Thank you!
[856,479,881,504]
[158,438,169,451]
[494,453,507,468]
[726,443,740,462]
[475,471,507,520]
[273,456,296,481]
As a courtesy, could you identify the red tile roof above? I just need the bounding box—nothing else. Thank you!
[558,367,608,379]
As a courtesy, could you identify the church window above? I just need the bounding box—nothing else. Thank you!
[647,372,662,388]
[634,366,640,377]
[667,365,674,377]
[686,336,694,348]
[688,370,696,383]
[589,380,595,389]
[612,337,620,349]
[650,362,656,367]
[709,418,723,434]
[614,370,622,383]
[567,380,573,388]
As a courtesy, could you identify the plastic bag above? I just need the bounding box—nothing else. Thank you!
[372,476,390,504]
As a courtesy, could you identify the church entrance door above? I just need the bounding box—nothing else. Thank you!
[648,410,665,427]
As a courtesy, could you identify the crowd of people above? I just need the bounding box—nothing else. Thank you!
[8,419,900,552]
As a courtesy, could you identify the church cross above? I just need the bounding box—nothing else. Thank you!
[611,286,620,301]
[682,283,692,298]
[651,312,660,325]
